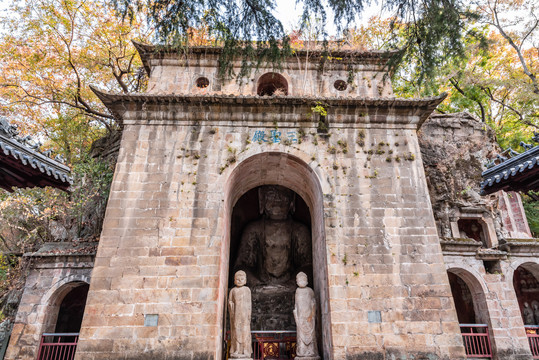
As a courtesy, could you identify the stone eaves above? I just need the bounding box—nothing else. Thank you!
[91,86,446,130]
[133,41,398,76]
[0,133,72,192]
[24,242,99,258]
[481,145,539,195]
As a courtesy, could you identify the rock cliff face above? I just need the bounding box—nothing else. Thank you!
[419,112,510,240]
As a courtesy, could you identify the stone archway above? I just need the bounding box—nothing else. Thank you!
[42,281,90,334]
[512,262,539,326]
[447,268,490,325]
[447,267,494,357]
[220,152,332,359]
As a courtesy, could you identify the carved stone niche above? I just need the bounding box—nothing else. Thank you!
[228,185,314,331]
[449,210,498,248]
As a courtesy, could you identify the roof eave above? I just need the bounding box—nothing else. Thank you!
[91,87,446,129]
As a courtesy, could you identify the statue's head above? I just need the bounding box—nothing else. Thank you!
[234,270,247,287]
[296,272,308,288]
[258,185,295,220]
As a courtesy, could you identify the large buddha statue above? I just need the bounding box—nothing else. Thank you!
[234,185,312,287]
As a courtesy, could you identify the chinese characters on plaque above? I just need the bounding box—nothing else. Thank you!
[251,130,298,144]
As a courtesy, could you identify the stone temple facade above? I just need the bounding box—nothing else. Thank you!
[4,45,539,360]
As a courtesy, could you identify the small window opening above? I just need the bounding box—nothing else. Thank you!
[196,77,210,88]
[257,73,288,96]
[334,80,347,91]
[484,260,503,275]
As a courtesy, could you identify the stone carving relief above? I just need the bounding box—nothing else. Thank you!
[234,185,312,286]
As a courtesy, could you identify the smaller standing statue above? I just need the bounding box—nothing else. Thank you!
[533,302,539,325]
[229,270,253,359]
[293,272,320,359]
[523,302,535,325]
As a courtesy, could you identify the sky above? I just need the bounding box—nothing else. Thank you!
[275,0,385,34]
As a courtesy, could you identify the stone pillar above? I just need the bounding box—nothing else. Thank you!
[500,191,533,239]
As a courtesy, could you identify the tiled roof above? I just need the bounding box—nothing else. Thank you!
[0,119,72,192]
[481,145,539,195]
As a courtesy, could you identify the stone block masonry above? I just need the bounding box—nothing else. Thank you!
[75,89,467,359]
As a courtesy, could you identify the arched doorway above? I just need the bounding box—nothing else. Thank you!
[221,152,331,359]
[448,272,477,324]
[447,269,492,358]
[54,283,89,333]
[513,263,539,357]
[37,282,89,360]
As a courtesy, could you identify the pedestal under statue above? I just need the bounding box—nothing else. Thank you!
[293,272,320,360]
[229,271,253,359]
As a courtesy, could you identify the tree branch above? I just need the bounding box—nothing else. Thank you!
[449,77,486,122]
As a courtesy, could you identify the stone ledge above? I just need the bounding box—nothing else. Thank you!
[440,237,482,256]
[475,248,508,260]
[24,242,98,258]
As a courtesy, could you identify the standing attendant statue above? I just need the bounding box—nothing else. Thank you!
[523,302,535,325]
[293,272,320,359]
[229,271,253,359]
[533,302,539,325]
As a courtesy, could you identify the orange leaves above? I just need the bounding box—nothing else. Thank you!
[0,0,152,158]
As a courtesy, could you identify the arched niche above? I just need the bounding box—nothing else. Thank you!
[220,152,332,359]
[447,268,490,325]
[513,262,539,325]
[229,185,313,331]
[457,218,488,246]
[257,73,288,96]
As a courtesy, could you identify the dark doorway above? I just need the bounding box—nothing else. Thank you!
[54,283,89,333]
[448,272,476,324]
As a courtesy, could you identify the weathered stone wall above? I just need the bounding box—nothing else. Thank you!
[142,49,394,98]
[421,112,537,359]
[75,95,466,359]
[5,250,94,360]
[419,112,532,242]
[443,256,534,359]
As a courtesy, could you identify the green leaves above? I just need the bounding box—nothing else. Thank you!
[110,0,483,82]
